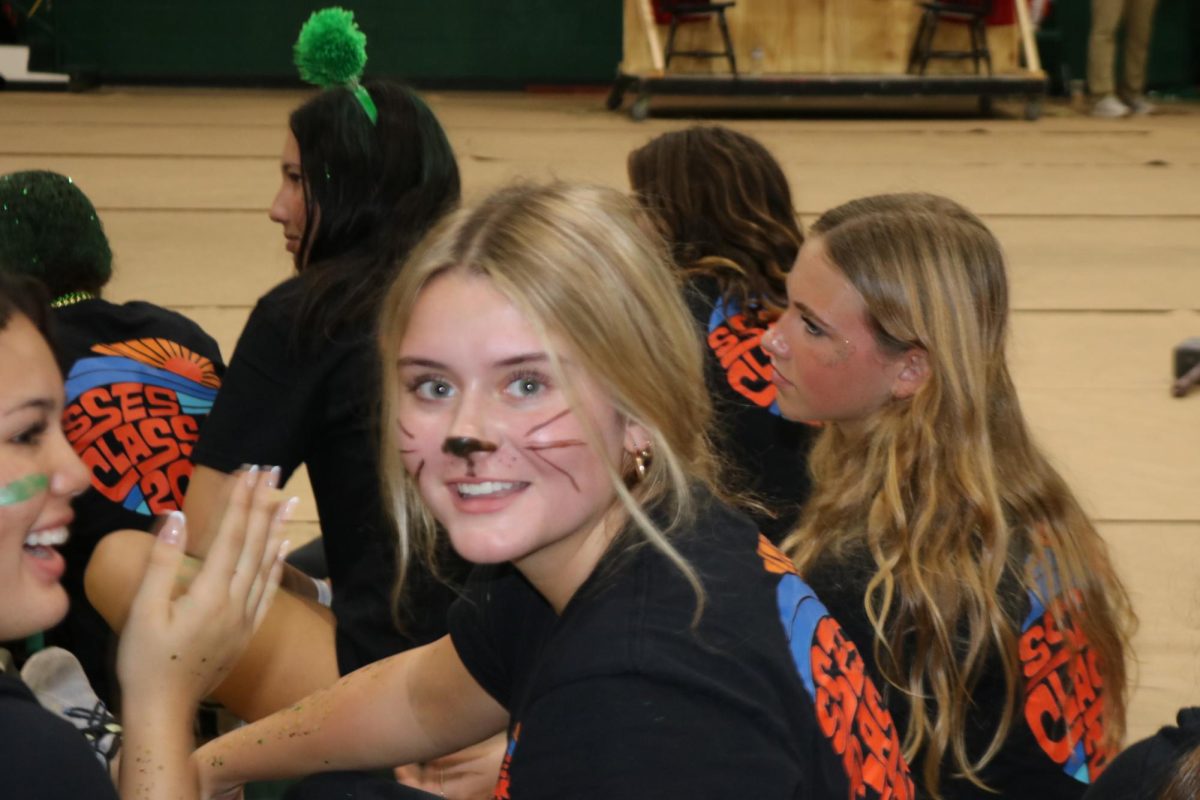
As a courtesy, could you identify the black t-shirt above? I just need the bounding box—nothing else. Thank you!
[0,675,119,799]
[449,493,915,799]
[806,553,1114,799]
[192,278,457,674]
[1084,707,1200,800]
[45,298,224,705]
[685,277,817,542]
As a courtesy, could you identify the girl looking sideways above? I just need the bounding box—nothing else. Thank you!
[765,193,1134,799]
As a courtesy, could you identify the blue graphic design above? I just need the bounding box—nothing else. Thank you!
[65,355,218,407]
[1022,551,1060,629]
[773,572,831,699]
[1021,552,1093,784]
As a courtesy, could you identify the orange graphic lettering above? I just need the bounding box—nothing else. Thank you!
[707,311,777,409]
[811,617,913,799]
[1019,594,1110,779]
[758,534,798,575]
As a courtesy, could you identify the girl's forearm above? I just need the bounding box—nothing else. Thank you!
[194,637,507,791]
[120,697,199,800]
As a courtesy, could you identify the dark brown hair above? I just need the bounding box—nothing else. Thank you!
[627,125,802,312]
[288,80,460,341]
[0,272,51,340]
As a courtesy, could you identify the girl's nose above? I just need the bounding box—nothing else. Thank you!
[761,324,789,357]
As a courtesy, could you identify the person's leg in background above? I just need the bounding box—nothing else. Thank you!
[1120,0,1161,113]
[1088,0,1130,116]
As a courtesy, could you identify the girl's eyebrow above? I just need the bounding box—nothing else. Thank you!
[2,397,52,416]
[494,353,548,368]
[397,353,550,370]
[792,300,835,331]
[396,357,446,369]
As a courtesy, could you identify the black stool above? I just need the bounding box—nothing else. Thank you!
[906,0,994,76]
[662,2,738,76]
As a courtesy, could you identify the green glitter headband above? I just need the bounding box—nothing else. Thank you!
[294,7,377,125]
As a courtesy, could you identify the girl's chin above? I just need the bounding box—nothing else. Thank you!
[0,587,68,641]
[444,535,514,566]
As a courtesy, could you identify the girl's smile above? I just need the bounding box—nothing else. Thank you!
[0,313,89,640]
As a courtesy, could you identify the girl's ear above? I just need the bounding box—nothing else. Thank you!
[623,419,653,454]
[891,348,930,400]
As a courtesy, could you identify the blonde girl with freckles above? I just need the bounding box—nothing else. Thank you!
[193,183,916,800]
[762,192,1134,799]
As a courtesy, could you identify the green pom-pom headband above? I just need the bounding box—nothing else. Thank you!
[293,7,378,125]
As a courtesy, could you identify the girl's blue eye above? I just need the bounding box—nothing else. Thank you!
[411,378,455,400]
[505,375,545,398]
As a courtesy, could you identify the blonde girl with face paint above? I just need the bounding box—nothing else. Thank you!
[764,193,1134,799]
[0,274,289,800]
[194,183,916,800]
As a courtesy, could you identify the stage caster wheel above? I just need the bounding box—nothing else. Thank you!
[630,97,650,122]
[1024,97,1042,121]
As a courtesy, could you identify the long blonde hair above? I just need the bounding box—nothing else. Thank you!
[378,182,719,614]
[785,193,1134,796]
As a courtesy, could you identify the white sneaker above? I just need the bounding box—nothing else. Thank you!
[1091,94,1130,118]
[21,647,122,769]
[1126,95,1156,115]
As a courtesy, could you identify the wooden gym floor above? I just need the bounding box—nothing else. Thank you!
[0,87,1196,742]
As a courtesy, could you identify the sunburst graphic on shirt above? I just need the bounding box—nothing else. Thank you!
[91,338,221,389]
[63,338,220,516]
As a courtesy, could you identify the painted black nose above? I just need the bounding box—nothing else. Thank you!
[442,436,498,458]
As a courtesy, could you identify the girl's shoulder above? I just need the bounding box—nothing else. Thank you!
[0,675,119,799]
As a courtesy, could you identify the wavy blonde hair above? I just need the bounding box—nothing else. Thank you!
[784,193,1134,796]
[378,182,719,616]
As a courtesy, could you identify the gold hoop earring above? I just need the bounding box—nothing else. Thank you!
[634,446,652,481]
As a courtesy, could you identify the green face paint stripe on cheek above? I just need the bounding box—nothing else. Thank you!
[0,474,49,506]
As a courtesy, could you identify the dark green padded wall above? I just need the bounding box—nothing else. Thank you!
[29,1,622,84]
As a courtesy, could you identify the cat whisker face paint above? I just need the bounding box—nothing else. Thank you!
[521,409,585,492]
[392,270,632,571]
[396,420,424,481]
[0,313,90,641]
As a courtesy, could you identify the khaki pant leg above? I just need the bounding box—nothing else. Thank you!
[1088,0,1126,95]
[1121,0,1160,97]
